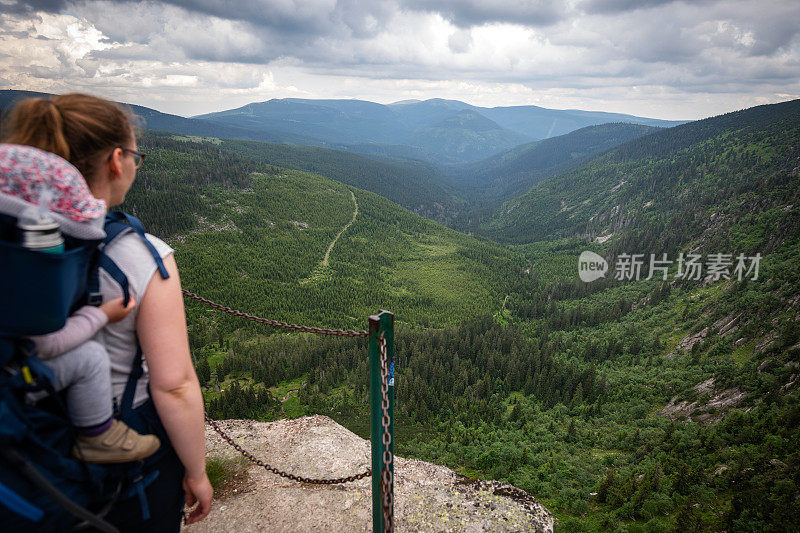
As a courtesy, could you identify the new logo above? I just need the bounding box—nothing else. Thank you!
[578,251,608,282]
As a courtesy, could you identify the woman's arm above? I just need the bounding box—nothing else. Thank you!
[136,253,212,524]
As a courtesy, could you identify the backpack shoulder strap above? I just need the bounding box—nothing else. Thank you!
[86,212,170,307]
[104,212,169,281]
[118,346,144,420]
[95,254,131,307]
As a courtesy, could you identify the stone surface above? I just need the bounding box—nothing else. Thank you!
[666,326,708,357]
[755,330,779,353]
[658,378,747,425]
[183,416,553,532]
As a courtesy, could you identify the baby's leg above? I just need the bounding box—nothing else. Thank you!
[32,342,160,463]
[39,340,113,427]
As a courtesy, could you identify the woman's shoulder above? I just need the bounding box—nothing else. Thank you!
[105,230,173,262]
[102,230,174,296]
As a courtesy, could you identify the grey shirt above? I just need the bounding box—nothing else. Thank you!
[96,230,174,409]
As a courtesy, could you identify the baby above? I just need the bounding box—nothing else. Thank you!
[28,297,160,463]
[0,143,160,463]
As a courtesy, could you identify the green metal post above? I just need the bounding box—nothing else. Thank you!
[369,310,394,532]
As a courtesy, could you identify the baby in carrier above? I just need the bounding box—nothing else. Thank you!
[0,143,159,463]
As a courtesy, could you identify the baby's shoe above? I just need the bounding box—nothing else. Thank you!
[72,419,160,463]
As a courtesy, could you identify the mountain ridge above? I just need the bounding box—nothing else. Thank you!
[482,98,800,245]
[195,96,683,163]
[448,122,660,230]
[0,89,318,145]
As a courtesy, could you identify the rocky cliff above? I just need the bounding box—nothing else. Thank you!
[183,415,553,532]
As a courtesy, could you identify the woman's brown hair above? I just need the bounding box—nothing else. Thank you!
[1,93,135,184]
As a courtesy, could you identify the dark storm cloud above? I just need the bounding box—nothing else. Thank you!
[734,15,800,56]
[138,0,566,34]
[580,0,684,15]
[402,0,567,27]
[0,0,70,14]
[154,0,397,38]
[155,0,333,33]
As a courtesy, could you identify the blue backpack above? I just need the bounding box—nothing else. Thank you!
[0,209,170,533]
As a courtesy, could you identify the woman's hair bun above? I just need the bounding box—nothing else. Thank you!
[1,93,133,184]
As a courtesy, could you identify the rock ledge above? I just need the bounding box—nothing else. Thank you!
[184,415,553,532]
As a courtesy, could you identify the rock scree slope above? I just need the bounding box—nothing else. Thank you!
[184,415,553,532]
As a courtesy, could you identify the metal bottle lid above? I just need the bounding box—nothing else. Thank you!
[18,219,65,251]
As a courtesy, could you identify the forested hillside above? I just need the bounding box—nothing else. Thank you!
[163,100,800,532]
[448,123,659,230]
[121,134,519,332]
[198,134,464,223]
[459,123,658,200]
[146,124,656,230]
[483,99,800,247]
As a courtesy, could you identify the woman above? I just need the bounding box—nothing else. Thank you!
[2,93,213,530]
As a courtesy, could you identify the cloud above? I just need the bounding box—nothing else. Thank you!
[0,0,70,15]
[580,0,686,15]
[0,0,797,120]
[448,28,472,53]
[158,0,337,33]
[150,0,400,40]
[403,0,568,27]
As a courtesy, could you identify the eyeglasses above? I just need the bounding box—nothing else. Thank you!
[118,147,146,169]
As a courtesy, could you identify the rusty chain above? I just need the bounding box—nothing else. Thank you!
[379,333,394,532]
[205,413,372,485]
[182,289,368,338]
[183,289,390,489]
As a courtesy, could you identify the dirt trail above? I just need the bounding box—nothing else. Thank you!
[281,388,300,402]
[321,190,358,267]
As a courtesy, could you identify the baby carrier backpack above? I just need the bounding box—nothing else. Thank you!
[0,147,170,532]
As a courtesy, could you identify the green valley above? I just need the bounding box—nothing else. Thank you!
[115,98,800,532]
[123,134,520,332]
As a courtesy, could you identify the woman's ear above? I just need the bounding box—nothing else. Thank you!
[107,147,122,178]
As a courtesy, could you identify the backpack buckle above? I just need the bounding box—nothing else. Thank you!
[87,292,103,306]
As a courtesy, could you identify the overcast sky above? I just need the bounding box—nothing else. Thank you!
[1,0,798,120]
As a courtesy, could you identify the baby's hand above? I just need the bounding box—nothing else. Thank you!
[99,297,136,323]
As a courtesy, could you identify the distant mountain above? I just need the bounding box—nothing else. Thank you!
[401,109,530,163]
[197,97,682,164]
[0,89,50,109]
[389,98,476,131]
[2,90,682,165]
[389,98,683,138]
[482,99,800,249]
[195,98,407,145]
[125,103,316,145]
[0,90,316,146]
[478,104,682,139]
